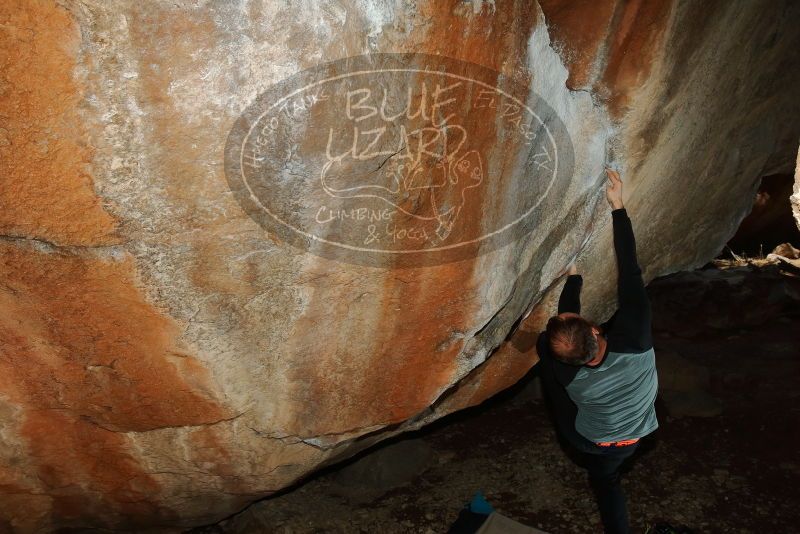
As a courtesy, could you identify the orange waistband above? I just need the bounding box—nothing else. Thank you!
[596,437,640,447]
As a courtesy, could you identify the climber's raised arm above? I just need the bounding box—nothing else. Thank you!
[557,263,582,315]
[604,168,653,352]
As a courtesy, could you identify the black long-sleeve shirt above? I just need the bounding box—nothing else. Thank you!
[538,208,658,451]
[559,208,652,352]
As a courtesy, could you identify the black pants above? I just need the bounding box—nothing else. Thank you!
[580,442,640,534]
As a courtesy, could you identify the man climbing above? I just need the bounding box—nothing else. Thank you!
[537,168,658,534]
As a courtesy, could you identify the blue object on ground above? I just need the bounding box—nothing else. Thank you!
[468,491,494,515]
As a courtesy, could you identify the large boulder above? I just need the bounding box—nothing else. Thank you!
[1,0,799,531]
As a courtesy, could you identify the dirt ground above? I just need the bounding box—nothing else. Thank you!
[190,263,800,534]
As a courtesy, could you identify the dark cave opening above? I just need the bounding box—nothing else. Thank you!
[719,173,800,258]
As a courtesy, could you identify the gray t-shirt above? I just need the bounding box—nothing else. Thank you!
[565,348,659,442]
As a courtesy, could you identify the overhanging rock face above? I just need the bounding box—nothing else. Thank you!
[1,0,798,531]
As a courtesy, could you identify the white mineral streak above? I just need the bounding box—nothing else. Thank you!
[792,144,800,231]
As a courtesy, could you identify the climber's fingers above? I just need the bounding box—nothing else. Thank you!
[604,167,622,185]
